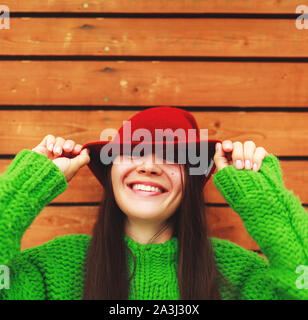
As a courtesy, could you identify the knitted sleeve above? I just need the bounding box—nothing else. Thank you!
[212,154,308,299]
[0,149,68,299]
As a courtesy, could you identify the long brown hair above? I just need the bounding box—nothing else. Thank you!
[83,160,231,300]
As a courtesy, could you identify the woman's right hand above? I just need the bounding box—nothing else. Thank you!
[32,135,90,182]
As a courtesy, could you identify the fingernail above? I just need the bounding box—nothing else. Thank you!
[48,144,54,152]
[245,160,251,169]
[55,146,61,154]
[235,160,242,169]
[253,163,258,171]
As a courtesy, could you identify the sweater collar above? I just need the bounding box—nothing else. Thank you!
[124,235,179,262]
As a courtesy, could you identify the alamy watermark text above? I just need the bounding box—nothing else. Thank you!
[0,5,9,30]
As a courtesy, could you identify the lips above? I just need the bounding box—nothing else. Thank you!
[126,180,168,196]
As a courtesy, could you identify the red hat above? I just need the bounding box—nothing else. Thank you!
[81,106,221,187]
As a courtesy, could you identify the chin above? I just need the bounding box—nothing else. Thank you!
[125,209,168,222]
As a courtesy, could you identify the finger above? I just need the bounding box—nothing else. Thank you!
[232,142,244,169]
[252,147,268,171]
[222,140,233,153]
[32,145,47,155]
[72,144,82,155]
[53,137,66,156]
[62,140,78,158]
[46,135,56,152]
[70,148,91,172]
[32,135,55,155]
[214,142,229,171]
[243,141,256,170]
[63,140,75,153]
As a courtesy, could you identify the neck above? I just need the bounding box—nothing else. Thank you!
[124,217,174,244]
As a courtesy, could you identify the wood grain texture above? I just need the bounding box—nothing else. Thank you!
[21,206,308,251]
[1,18,308,57]
[4,0,306,270]
[1,61,308,107]
[21,206,98,250]
[0,61,308,107]
[0,110,307,156]
[1,110,306,201]
[6,0,303,13]
[21,206,264,250]
[1,158,307,203]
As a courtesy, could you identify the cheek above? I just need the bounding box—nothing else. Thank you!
[111,162,130,181]
[111,166,125,193]
[169,169,184,193]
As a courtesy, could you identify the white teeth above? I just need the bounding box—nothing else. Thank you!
[131,184,163,193]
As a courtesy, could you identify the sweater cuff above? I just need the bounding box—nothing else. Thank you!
[3,149,68,208]
[212,154,285,209]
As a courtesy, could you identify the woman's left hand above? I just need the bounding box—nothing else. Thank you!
[214,140,269,172]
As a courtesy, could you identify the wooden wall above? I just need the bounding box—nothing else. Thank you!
[0,1,307,253]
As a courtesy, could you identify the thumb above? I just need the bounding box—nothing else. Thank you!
[70,148,91,172]
[214,143,229,171]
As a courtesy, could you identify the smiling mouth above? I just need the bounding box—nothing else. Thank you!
[127,183,167,196]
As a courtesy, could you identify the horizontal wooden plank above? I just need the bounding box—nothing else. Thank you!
[21,206,98,250]
[1,61,308,107]
[6,0,303,14]
[2,18,308,57]
[0,110,307,156]
[1,110,307,203]
[2,157,307,204]
[21,206,263,251]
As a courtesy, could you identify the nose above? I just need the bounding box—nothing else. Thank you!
[136,153,162,176]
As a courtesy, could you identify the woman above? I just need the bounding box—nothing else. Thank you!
[0,106,307,300]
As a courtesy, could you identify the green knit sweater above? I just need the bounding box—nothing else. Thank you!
[0,149,308,300]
